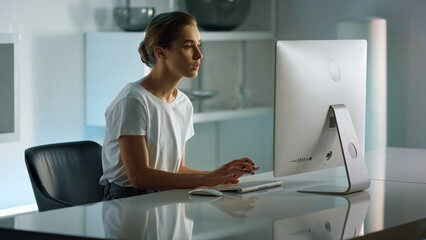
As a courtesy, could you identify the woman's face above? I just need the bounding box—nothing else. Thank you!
[164,23,203,79]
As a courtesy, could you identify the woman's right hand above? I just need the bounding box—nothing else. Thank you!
[202,158,259,187]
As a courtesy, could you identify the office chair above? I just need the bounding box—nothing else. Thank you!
[25,141,104,212]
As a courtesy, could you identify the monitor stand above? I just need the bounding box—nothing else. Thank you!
[298,104,370,195]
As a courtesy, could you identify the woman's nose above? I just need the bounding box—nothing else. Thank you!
[194,47,203,60]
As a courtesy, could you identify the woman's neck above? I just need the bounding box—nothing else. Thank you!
[141,66,181,103]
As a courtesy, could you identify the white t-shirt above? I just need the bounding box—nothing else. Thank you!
[100,79,194,187]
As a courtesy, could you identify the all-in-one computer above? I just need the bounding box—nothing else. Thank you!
[274,40,370,194]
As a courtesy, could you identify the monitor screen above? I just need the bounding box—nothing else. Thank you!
[0,33,20,142]
[273,40,369,193]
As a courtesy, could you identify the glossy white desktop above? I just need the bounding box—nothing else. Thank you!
[0,147,425,239]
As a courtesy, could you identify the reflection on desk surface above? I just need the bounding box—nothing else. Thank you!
[0,188,372,240]
[274,191,370,240]
[102,190,262,240]
[102,200,193,240]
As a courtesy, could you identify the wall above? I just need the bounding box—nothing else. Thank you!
[277,0,426,149]
[0,0,116,210]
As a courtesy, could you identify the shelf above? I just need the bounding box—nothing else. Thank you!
[85,106,273,127]
[201,31,274,41]
[193,106,273,124]
[85,31,274,42]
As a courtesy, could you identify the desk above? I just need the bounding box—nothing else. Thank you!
[0,147,425,239]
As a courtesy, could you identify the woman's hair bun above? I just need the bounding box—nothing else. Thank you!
[138,40,153,67]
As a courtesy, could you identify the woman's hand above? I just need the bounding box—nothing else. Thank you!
[202,158,259,187]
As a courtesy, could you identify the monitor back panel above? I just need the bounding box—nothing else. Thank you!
[274,40,367,177]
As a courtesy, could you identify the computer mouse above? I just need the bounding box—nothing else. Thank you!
[189,188,223,196]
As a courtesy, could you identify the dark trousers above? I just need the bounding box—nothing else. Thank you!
[103,182,160,200]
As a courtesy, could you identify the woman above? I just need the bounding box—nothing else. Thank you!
[100,11,258,200]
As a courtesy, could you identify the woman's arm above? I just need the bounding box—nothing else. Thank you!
[119,135,255,190]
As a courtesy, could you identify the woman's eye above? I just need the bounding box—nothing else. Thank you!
[184,45,191,49]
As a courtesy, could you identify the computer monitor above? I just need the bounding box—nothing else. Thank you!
[273,40,370,194]
[0,33,20,143]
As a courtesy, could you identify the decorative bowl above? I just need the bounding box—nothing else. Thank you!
[186,0,251,31]
[113,7,155,31]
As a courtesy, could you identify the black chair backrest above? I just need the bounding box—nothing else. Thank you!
[25,141,104,211]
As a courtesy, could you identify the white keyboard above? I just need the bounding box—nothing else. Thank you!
[215,180,283,193]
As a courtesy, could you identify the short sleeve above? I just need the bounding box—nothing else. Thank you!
[185,120,194,142]
[184,99,195,142]
[105,98,147,142]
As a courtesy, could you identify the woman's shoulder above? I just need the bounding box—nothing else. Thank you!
[176,89,192,105]
[106,80,146,111]
[176,89,194,114]
[116,79,147,100]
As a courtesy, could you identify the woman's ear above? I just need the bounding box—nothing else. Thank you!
[153,46,167,60]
